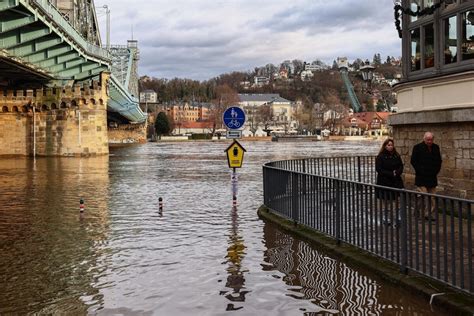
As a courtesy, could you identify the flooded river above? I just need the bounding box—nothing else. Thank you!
[0,141,446,315]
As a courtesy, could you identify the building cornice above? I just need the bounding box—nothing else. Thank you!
[393,71,474,93]
[389,107,474,125]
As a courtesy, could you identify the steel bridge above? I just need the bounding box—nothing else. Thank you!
[0,0,145,123]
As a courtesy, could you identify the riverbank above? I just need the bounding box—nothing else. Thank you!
[257,205,474,315]
[149,135,382,142]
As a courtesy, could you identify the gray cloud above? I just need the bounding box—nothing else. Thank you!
[258,1,392,33]
[94,0,400,80]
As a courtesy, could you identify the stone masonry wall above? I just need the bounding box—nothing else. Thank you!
[0,73,110,157]
[108,123,147,144]
[392,121,474,200]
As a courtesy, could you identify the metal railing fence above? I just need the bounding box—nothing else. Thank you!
[26,0,111,61]
[263,157,473,294]
[269,156,376,184]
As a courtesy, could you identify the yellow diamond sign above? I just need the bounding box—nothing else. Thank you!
[225,140,246,168]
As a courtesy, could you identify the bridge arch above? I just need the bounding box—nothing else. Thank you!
[41,104,49,111]
[2,106,8,113]
[71,100,77,108]
[51,103,57,110]
[12,106,19,113]
[60,101,67,109]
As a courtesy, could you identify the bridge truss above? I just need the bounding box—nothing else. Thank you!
[0,0,145,123]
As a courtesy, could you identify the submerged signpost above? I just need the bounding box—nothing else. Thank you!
[223,107,247,205]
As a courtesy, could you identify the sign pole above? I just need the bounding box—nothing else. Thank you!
[232,167,237,206]
[223,106,246,207]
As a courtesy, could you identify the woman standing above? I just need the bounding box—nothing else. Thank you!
[375,138,404,225]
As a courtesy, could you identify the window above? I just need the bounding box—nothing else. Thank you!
[444,16,458,64]
[411,28,421,70]
[405,1,474,78]
[424,23,435,68]
[462,10,474,60]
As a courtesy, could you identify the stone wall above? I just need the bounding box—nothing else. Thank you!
[0,73,110,157]
[390,108,474,200]
[108,123,147,144]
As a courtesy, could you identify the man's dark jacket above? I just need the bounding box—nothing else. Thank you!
[410,142,442,188]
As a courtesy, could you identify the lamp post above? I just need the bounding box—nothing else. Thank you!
[103,5,110,50]
[360,60,376,112]
[359,59,375,92]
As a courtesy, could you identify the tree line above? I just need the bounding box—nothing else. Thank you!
[140,54,400,109]
[142,54,401,135]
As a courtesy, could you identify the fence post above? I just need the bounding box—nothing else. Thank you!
[292,172,299,226]
[335,180,341,245]
[357,156,361,183]
[302,160,307,195]
[400,191,408,273]
[263,166,267,206]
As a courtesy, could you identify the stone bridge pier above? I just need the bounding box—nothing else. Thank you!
[0,73,110,157]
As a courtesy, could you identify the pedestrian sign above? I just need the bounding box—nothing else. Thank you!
[223,107,246,130]
[224,140,246,168]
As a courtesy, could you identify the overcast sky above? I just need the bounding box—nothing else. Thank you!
[94,0,400,81]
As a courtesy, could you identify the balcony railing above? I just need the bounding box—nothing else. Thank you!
[263,156,473,294]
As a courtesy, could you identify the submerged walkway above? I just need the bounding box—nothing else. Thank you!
[262,157,473,296]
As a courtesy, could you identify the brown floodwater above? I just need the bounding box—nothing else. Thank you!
[0,141,448,315]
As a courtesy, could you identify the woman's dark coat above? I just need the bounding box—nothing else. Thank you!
[410,142,442,188]
[376,150,404,199]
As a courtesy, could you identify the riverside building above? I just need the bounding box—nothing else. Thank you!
[391,0,474,199]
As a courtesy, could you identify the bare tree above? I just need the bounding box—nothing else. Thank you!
[208,84,240,135]
[294,97,318,133]
[256,104,273,133]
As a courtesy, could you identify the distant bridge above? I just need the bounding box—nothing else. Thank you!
[0,0,145,123]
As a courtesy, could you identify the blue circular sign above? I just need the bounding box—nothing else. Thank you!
[223,107,246,130]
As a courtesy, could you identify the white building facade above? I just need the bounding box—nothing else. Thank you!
[139,90,158,103]
[238,94,297,133]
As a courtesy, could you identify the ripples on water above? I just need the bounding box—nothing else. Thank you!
[0,141,445,315]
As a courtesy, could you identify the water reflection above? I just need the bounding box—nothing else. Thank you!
[262,222,440,315]
[0,157,110,314]
[221,204,249,311]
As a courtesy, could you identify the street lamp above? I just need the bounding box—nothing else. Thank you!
[359,59,375,92]
[360,60,375,82]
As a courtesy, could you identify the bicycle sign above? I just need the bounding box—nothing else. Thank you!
[223,107,246,130]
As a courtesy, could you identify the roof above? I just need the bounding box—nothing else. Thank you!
[343,111,391,128]
[238,93,290,103]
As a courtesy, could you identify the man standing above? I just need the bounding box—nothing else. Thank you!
[410,132,442,220]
